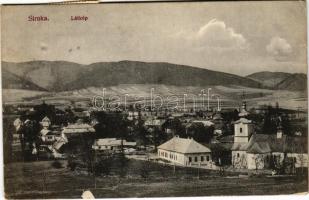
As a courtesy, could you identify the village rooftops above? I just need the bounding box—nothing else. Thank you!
[232,134,308,154]
[62,123,95,134]
[144,118,166,126]
[158,136,211,154]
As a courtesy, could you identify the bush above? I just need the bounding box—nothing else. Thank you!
[94,157,113,176]
[140,161,151,179]
[51,160,63,168]
[67,159,77,171]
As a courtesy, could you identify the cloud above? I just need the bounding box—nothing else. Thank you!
[266,37,292,60]
[175,19,248,50]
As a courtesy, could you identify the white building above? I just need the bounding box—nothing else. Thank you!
[40,116,51,128]
[62,123,95,135]
[92,138,136,152]
[157,136,212,166]
[232,102,308,170]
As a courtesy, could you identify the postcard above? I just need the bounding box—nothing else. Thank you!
[1,1,308,199]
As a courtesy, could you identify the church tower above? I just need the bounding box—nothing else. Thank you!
[234,101,254,143]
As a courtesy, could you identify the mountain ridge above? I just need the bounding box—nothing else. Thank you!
[246,71,307,90]
[2,60,305,92]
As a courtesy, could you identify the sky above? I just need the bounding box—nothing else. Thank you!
[1,1,307,76]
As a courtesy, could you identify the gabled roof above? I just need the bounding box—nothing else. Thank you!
[41,116,51,122]
[158,136,211,154]
[246,142,271,154]
[232,134,307,154]
[234,118,252,124]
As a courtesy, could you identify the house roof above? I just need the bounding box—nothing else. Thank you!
[158,136,211,154]
[232,134,307,154]
[41,116,51,122]
[62,123,95,134]
[192,120,214,127]
[144,119,166,126]
[213,113,223,120]
[94,138,137,146]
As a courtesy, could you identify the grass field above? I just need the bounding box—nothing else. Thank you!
[4,160,308,199]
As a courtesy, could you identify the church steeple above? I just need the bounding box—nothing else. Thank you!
[239,101,249,117]
[238,91,249,118]
[234,92,253,143]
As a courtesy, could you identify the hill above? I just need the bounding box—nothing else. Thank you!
[1,69,46,91]
[246,71,291,87]
[2,60,263,92]
[276,73,307,91]
[247,71,307,90]
[1,61,86,91]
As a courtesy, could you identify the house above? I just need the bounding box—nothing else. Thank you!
[144,118,166,130]
[13,118,23,131]
[40,116,51,128]
[157,136,212,166]
[92,138,136,152]
[127,111,139,121]
[62,123,95,136]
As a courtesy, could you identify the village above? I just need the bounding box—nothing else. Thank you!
[3,92,308,176]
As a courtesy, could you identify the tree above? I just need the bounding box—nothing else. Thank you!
[187,123,213,143]
[151,127,166,149]
[92,111,130,140]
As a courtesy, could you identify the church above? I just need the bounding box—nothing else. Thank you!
[231,102,308,170]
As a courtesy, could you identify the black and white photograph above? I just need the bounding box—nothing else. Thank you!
[1,1,308,199]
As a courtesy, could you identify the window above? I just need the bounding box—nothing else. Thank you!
[206,155,210,161]
[240,128,243,133]
[195,157,198,162]
[237,153,240,158]
[201,156,204,162]
[189,157,192,162]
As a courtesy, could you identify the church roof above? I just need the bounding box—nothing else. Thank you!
[234,118,252,124]
[232,134,307,154]
[158,136,211,154]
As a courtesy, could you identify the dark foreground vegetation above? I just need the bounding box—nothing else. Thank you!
[4,160,307,199]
